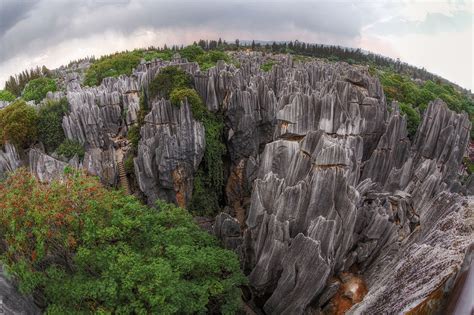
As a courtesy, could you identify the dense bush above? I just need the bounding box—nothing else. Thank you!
[0,90,15,101]
[0,99,38,148]
[127,124,141,151]
[149,66,193,99]
[260,61,276,72]
[196,50,230,70]
[38,98,68,152]
[143,50,173,62]
[170,89,227,215]
[22,77,57,103]
[57,139,85,160]
[179,45,206,61]
[170,88,202,108]
[4,66,52,97]
[0,169,246,314]
[124,155,135,175]
[379,71,474,138]
[179,45,230,70]
[84,52,142,86]
[399,103,421,140]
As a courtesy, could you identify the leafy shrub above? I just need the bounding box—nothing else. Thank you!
[143,50,173,62]
[196,50,230,70]
[169,87,226,215]
[22,77,57,103]
[127,124,141,151]
[0,99,38,148]
[0,169,246,314]
[149,66,193,99]
[379,70,474,138]
[84,52,142,86]
[260,61,276,72]
[124,155,135,175]
[170,88,202,108]
[38,98,68,153]
[0,90,15,101]
[57,139,85,160]
[399,102,421,140]
[179,45,205,61]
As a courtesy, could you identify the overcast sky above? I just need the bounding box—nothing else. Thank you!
[0,0,472,90]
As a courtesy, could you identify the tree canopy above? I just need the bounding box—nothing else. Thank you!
[0,99,38,148]
[0,169,245,314]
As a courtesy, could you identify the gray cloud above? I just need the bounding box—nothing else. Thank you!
[0,0,379,63]
[0,0,38,36]
[0,0,472,90]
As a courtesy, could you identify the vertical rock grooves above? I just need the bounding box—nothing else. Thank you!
[1,52,472,314]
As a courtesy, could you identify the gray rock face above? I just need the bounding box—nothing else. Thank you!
[0,267,40,315]
[0,143,21,179]
[29,149,69,182]
[134,98,205,207]
[10,51,470,314]
[228,54,472,314]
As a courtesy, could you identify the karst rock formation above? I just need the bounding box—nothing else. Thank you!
[0,52,473,314]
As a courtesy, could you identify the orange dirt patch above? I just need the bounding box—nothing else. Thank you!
[330,272,368,315]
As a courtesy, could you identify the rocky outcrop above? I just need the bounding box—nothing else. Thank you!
[0,143,21,179]
[233,54,472,314]
[4,51,470,314]
[29,149,69,182]
[0,267,40,315]
[134,98,205,206]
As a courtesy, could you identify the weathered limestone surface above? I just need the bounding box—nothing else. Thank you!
[134,98,205,206]
[5,51,471,314]
[229,54,472,314]
[0,143,21,179]
[0,267,40,315]
[29,149,68,182]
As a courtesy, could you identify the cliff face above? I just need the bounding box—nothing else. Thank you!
[0,52,472,314]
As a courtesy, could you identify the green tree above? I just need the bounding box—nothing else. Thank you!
[0,99,38,148]
[37,98,68,153]
[84,52,142,86]
[22,77,57,103]
[0,90,15,102]
[180,45,205,62]
[149,66,193,99]
[260,61,276,72]
[0,169,246,314]
[57,139,85,160]
[399,102,421,140]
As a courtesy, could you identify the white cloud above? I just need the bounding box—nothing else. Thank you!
[0,0,472,90]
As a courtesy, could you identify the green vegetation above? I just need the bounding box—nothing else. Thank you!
[83,48,178,87]
[57,139,85,160]
[127,124,141,152]
[180,45,206,62]
[170,88,202,109]
[124,155,135,175]
[0,90,15,102]
[379,71,474,138]
[0,169,246,314]
[149,66,193,99]
[37,98,68,153]
[147,65,227,215]
[4,66,52,97]
[84,52,142,86]
[142,50,173,62]
[260,60,276,72]
[170,90,226,216]
[0,99,38,148]
[22,77,57,103]
[180,45,230,70]
[398,102,421,140]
